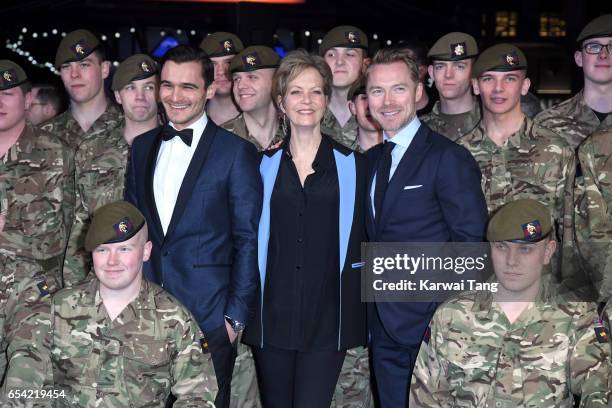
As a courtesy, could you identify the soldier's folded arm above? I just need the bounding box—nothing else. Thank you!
[170,314,218,407]
[409,311,452,407]
[568,302,611,407]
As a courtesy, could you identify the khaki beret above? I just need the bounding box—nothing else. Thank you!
[0,60,28,91]
[347,77,366,101]
[85,201,145,251]
[487,199,552,243]
[320,25,368,56]
[230,46,280,74]
[472,43,527,78]
[199,32,244,58]
[55,29,101,69]
[577,14,612,43]
[428,32,479,61]
[112,54,158,91]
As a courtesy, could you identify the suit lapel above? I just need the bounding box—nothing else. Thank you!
[164,120,217,240]
[144,129,165,242]
[376,125,431,235]
[366,146,381,239]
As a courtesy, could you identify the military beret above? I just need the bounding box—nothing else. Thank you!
[112,54,158,91]
[487,199,552,243]
[428,32,479,61]
[85,201,145,251]
[199,32,244,58]
[0,60,28,91]
[472,43,527,78]
[577,14,612,43]
[320,25,368,56]
[347,77,366,101]
[230,46,280,74]
[55,29,101,69]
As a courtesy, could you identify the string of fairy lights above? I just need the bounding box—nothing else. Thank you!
[5,26,392,76]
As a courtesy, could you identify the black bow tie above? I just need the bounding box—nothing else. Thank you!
[161,125,193,146]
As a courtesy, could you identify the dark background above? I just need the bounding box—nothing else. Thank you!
[1,0,611,105]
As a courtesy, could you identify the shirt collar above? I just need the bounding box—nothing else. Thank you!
[168,111,208,146]
[383,116,421,148]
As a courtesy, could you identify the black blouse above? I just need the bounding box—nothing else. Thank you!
[263,136,341,351]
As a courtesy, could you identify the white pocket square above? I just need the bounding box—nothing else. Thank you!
[403,185,423,190]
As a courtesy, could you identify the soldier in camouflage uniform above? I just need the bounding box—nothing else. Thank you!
[410,199,611,407]
[222,46,283,153]
[575,129,612,302]
[535,14,612,149]
[0,61,69,404]
[320,25,369,151]
[49,201,217,407]
[0,60,72,285]
[112,54,161,146]
[421,32,481,141]
[459,45,575,253]
[200,32,243,125]
[347,79,381,152]
[42,29,128,287]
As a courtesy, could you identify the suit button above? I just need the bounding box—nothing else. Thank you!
[298,212,303,217]
[296,265,301,270]
[297,238,303,243]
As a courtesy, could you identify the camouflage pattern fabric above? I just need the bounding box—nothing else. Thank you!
[420,99,481,142]
[0,254,57,407]
[41,105,128,287]
[230,338,261,408]
[410,284,611,407]
[0,124,74,287]
[575,129,612,301]
[534,90,612,149]
[331,346,373,408]
[221,113,284,152]
[321,108,362,152]
[458,116,575,236]
[50,278,217,407]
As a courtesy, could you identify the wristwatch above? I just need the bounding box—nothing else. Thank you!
[224,315,245,333]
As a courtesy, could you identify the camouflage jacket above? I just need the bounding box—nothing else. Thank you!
[410,284,611,407]
[420,99,481,142]
[50,278,217,407]
[534,90,612,149]
[458,117,575,230]
[575,130,612,301]
[221,113,284,151]
[321,108,362,152]
[0,124,74,262]
[0,255,54,406]
[41,105,128,286]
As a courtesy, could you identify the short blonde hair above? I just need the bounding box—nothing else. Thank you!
[272,49,333,103]
[367,48,419,83]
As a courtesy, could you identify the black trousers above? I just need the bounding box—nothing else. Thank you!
[165,324,237,408]
[252,345,346,408]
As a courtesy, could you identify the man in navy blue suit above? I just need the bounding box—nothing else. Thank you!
[125,45,262,408]
[365,47,488,407]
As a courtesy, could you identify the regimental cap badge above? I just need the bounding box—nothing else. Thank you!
[141,61,151,73]
[451,42,466,57]
[346,31,359,43]
[113,217,135,239]
[223,40,234,52]
[242,52,262,69]
[3,71,13,82]
[521,220,542,241]
[71,40,91,58]
[504,52,518,66]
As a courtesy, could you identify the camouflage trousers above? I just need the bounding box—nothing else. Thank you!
[0,255,57,407]
[230,337,261,408]
[332,346,374,408]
